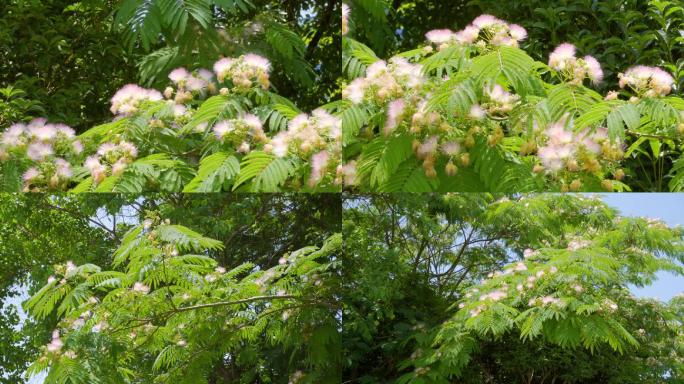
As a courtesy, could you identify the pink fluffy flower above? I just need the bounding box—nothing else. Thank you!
[29,123,57,142]
[213,58,235,81]
[54,158,72,178]
[384,99,406,136]
[342,78,366,104]
[213,120,234,141]
[26,142,53,161]
[168,68,190,83]
[441,141,461,156]
[309,150,330,186]
[243,54,271,72]
[2,124,26,147]
[583,55,603,84]
[425,29,454,44]
[110,84,163,116]
[469,104,486,120]
[23,167,41,182]
[455,25,480,44]
[508,24,527,41]
[548,43,576,70]
[472,14,501,29]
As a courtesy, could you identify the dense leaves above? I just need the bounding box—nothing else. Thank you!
[1,54,342,192]
[342,7,684,191]
[342,194,684,383]
[0,194,341,383]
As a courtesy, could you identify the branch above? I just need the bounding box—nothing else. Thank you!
[173,295,298,313]
[38,200,120,241]
[306,0,336,58]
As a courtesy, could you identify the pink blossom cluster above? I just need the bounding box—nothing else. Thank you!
[132,281,150,294]
[46,329,63,353]
[213,113,267,153]
[165,67,215,103]
[110,84,163,116]
[619,66,675,97]
[536,121,611,173]
[342,57,424,104]
[0,119,82,191]
[548,43,603,85]
[84,141,138,184]
[424,14,527,50]
[267,109,341,187]
[335,161,357,186]
[482,84,520,115]
[213,54,271,90]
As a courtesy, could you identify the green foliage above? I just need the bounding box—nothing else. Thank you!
[341,24,684,191]
[25,222,342,383]
[343,194,684,383]
[0,194,341,383]
[0,0,139,131]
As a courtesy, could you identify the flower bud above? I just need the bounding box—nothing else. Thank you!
[601,179,613,191]
[569,179,582,191]
[445,161,458,176]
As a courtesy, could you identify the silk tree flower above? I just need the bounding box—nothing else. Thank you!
[583,55,603,84]
[508,24,527,41]
[548,43,576,71]
[416,136,439,159]
[28,121,57,142]
[425,29,455,48]
[342,3,350,36]
[384,99,406,136]
[480,289,507,301]
[335,161,357,186]
[619,66,675,97]
[46,330,63,353]
[213,54,271,90]
[342,78,367,104]
[308,151,330,186]
[23,167,41,183]
[343,58,423,104]
[26,142,53,161]
[469,104,486,120]
[168,68,190,84]
[110,84,163,116]
[389,57,424,88]
[537,122,575,171]
[441,141,461,157]
[132,282,150,294]
[86,141,138,184]
[54,158,72,178]
[2,124,27,147]
[548,44,604,86]
[483,84,520,115]
[213,114,266,146]
[454,25,479,44]
[472,14,501,29]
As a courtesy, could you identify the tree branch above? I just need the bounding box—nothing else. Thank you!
[306,0,336,58]
[173,295,298,313]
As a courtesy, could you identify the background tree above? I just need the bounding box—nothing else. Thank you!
[342,194,684,383]
[0,193,341,383]
[346,0,684,94]
[0,0,340,131]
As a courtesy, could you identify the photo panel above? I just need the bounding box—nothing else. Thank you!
[0,0,342,193]
[0,193,342,383]
[342,193,684,382]
[341,1,684,192]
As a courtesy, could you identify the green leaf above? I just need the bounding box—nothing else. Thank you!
[183,152,240,192]
[232,151,294,192]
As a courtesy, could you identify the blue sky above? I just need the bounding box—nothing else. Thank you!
[599,193,684,301]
